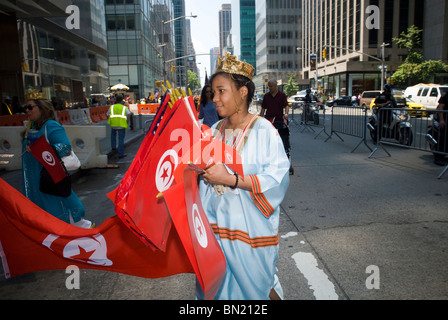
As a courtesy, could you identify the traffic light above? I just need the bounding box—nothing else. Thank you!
[322,48,327,60]
[170,65,175,72]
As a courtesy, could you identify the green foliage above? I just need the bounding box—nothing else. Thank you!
[391,25,448,86]
[285,74,299,96]
[188,70,200,91]
[393,25,423,64]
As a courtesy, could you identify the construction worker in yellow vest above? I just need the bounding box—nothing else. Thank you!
[107,94,132,158]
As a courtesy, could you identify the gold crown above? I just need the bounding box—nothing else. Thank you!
[216,52,255,80]
[25,89,47,101]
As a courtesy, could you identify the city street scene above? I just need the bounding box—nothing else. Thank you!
[0,0,447,308]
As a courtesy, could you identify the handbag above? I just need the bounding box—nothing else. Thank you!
[39,145,71,197]
[39,165,71,197]
[44,125,80,171]
[39,126,72,197]
[62,151,81,171]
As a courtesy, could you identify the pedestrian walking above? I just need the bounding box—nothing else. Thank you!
[260,79,289,123]
[107,94,132,158]
[434,91,448,166]
[21,90,87,226]
[198,84,219,128]
[198,53,290,300]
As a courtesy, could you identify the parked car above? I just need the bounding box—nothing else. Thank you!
[327,96,354,107]
[404,84,448,110]
[288,90,317,107]
[253,94,263,105]
[368,89,426,116]
[369,90,402,110]
[359,90,381,107]
[406,97,426,117]
[287,94,303,107]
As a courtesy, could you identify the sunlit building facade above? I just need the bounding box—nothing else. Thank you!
[254,0,302,93]
[301,0,447,97]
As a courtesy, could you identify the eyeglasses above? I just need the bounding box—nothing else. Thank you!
[25,105,37,111]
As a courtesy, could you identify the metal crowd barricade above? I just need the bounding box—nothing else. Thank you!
[325,105,372,153]
[369,107,448,179]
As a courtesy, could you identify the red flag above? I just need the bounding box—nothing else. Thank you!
[110,98,202,251]
[162,167,226,300]
[112,93,171,205]
[174,124,244,184]
[0,178,193,279]
[29,135,67,183]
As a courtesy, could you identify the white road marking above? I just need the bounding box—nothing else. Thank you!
[281,232,298,239]
[291,252,339,300]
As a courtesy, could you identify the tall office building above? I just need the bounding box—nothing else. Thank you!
[173,0,187,88]
[301,0,447,97]
[219,4,232,56]
[210,47,220,75]
[254,0,302,93]
[106,0,174,100]
[185,19,200,85]
[231,0,256,74]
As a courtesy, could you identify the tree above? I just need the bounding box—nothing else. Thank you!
[284,74,299,96]
[187,70,200,92]
[391,26,448,87]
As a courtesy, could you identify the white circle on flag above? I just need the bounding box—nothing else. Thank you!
[156,149,178,192]
[225,151,233,163]
[192,203,208,248]
[62,234,113,266]
[42,151,56,166]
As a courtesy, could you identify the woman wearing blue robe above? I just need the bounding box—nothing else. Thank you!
[198,53,290,300]
[21,93,85,224]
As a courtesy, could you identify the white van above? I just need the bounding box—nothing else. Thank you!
[405,84,448,110]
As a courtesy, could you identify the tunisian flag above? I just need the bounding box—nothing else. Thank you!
[109,97,202,251]
[0,178,193,280]
[29,135,67,183]
[162,167,226,300]
[173,125,244,184]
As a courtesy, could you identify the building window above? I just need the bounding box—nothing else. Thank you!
[106,15,116,30]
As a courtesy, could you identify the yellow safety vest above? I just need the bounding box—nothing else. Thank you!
[108,103,128,129]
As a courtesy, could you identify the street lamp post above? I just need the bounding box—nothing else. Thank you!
[160,13,197,85]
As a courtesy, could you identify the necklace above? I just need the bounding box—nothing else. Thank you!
[221,113,256,149]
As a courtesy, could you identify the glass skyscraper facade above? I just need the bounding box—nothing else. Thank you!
[2,0,110,105]
[105,0,174,100]
[232,0,257,74]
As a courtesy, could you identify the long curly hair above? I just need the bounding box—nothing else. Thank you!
[200,84,212,107]
[30,99,56,130]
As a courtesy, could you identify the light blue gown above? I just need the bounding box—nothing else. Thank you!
[197,115,290,300]
[21,120,85,224]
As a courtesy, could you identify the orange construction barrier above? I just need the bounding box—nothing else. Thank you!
[137,103,159,114]
[0,114,29,126]
[57,110,71,125]
[99,106,109,121]
[89,107,101,123]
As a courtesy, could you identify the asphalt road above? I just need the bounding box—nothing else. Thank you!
[1,113,447,301]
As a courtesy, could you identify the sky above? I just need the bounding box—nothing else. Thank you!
[185,0,228,84]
